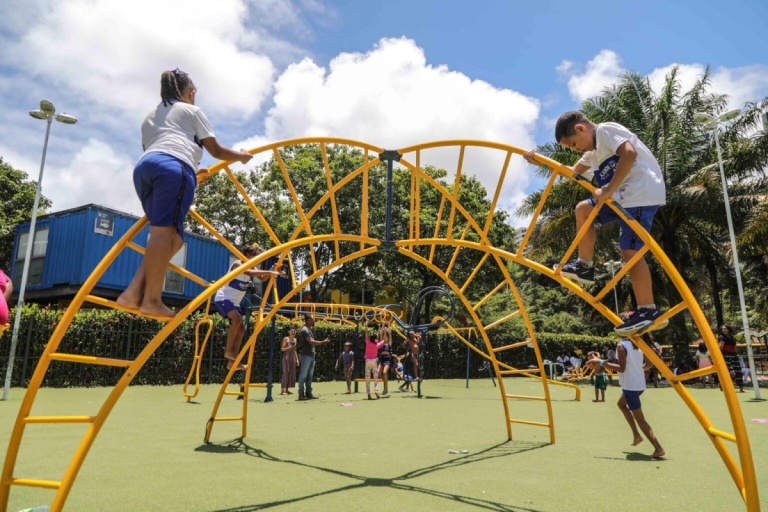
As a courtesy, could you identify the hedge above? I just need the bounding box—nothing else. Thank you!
[0,304,614,388]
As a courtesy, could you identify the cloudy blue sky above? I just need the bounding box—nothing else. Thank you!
[1,0,766,228]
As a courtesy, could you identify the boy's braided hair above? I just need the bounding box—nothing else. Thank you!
[160,69,194,107]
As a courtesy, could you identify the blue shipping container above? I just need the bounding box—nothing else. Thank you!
[10,204,294,307]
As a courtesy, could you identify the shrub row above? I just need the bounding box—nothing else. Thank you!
[0,304,614,388]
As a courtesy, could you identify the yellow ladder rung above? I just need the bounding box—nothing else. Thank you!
[49,353,132,367]
[669,366,716,383]
[708,426,736,443]
[12,478,61,490]
[223,391,244,396]
[492,340,530,352]
[24,415,95,424]
[213,416,244,422]
[485,310,520,330]
[500,369,540,376]
[505,394,547,401]
[84,295,172,322]
[509,419,549,427]
[245,383,267,388]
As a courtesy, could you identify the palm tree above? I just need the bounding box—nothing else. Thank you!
[519,67,768,362]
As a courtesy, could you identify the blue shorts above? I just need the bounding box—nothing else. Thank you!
[587,198,659,251]
[622,389,644,411]
[213,299,241,318]
[133,152,196,238]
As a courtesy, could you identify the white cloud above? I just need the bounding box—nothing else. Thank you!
[1,0,274,120]
[257,37,540,226]
[557,50,625,103]
[558,50,768,111]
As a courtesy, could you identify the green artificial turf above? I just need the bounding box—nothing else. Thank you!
[1,379,766,511]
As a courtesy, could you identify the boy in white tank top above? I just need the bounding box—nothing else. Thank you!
[587,333,665,459]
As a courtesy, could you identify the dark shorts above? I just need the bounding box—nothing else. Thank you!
[622,389,644,411]
[378,356,392,366]
[594,373,608,391]
[214,299,241,318]
[134,152,196,238]
[587,198,659,251]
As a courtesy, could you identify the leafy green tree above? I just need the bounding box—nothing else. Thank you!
[0,158,52,269]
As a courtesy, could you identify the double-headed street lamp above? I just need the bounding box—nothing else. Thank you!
[603,260,622,315]
[2,100,77,401]
[694,108,761,400]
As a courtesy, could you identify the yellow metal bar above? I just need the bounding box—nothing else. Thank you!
[23,416,95,424]
[444,224,470,280]
[223,167,281,246]
[48,353,132,368]
[320,143,341,261]
[11,478,61,490]
[492,339,529,352]
[123,241,210,288]
[460,252,490,294]
[361,149,369,250]
[485,311,521,331]
[83,295,172,322]
[445,145,465,241]
[500,369,541,375]
[670,365,717,383]
[709,427,737,443]
[188,210,242,258]
[472,280,506,311]
[482,150,512,237]
[505,394,547,401]
[516,170,558,258]
[182,306,213,401]
[555,203,603,272]
[509,419,549,427]
[428,196,446,264]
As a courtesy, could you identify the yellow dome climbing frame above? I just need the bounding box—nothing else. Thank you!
[0,137,759,511]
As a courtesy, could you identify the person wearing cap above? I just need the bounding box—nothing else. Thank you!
[297,314,330,400]
[335,341,355,394]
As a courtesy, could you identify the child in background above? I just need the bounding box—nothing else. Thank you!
[589,351,607,402]
[363,322,382,400]
[0,270,12,327]
[335,341,355,394]
[695,342,714,388]
[392,354,404,382]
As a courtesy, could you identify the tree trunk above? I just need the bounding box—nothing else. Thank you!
[706,256,724,328]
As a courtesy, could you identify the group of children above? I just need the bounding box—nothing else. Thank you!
[334,321,418,398]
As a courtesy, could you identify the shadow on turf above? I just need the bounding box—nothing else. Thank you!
[197,439,548,511]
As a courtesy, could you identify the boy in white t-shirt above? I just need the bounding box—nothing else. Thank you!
[524,111,668,336]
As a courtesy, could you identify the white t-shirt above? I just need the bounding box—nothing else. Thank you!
[214,261,260,304]
[577,122,666,208]
[618,339,646,392]
[140,101,215,170]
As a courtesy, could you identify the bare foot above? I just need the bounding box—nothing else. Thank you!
[116,292,141,310]
[224,351,239,360]
[650,449,666,459]
[592,399,600,402]
[375,392,380,399]
[226,360,247,371]
[631,436,644,447]
[138,301,174,319]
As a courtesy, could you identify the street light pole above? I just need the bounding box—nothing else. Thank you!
[695,109,762,400]
[2,100,77,401]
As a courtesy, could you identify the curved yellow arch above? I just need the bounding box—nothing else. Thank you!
[0,138,759,512]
